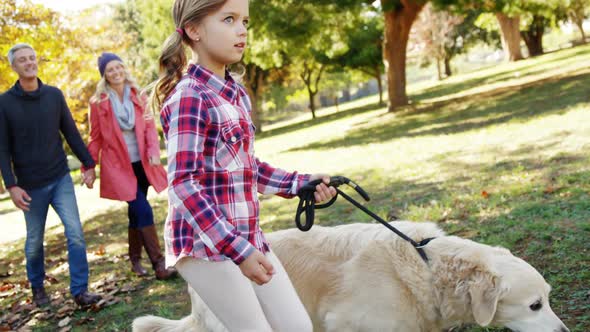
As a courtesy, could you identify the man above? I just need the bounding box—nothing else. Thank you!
[0,43,101,307]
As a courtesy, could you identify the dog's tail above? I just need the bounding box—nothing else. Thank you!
[132,314,199,332]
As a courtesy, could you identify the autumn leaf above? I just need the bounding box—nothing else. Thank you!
[481,190,489,199]
[45,274,60,284]
[58,316,71,327]
[94,245,107,256]
[543,186,556,194]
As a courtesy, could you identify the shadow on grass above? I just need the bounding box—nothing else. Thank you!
[411,46,590,102]
[256,101,384,139]
[287,71,590,152]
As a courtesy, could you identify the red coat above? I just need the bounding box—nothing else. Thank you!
[86,88,167,201]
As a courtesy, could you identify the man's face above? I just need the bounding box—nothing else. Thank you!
[11,48,38,80]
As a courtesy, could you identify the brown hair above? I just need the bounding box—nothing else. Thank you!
[149,0,227,113]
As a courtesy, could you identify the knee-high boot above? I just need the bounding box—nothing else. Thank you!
[128,228,148,277]
[139,225,177,280]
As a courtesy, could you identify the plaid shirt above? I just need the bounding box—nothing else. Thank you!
[160,64,309,266]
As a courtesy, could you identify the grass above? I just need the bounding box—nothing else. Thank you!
[1,44,590,331]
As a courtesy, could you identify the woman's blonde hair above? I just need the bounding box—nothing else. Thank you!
[149,0,228,113]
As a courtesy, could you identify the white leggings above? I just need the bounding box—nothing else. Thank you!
[176,251,313,332]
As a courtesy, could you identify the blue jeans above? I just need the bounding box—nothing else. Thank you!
[23,173,89,296]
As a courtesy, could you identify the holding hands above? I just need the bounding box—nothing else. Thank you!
[81,168,96,189]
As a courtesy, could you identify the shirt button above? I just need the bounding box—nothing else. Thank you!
[230,136,237,143]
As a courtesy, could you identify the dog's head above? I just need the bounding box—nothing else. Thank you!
[465,248,569,332]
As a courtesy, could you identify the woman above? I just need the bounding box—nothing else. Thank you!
[85,52,176,280]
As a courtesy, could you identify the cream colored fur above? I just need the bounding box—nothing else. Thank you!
[133,222,569,332]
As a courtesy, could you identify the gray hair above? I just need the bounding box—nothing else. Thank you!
[7,43,35,65]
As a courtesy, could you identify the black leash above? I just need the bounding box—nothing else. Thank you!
[296,176,434,262]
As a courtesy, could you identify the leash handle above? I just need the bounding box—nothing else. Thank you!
[297,176,370,202]
[294,176,433,262]
[295,176,369,232]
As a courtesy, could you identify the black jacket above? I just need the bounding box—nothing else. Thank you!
[0,79,95,190]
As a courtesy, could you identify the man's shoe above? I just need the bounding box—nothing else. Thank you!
[32,287,50,307]
[74,291,102,307]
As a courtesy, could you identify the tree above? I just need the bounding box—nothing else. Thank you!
[332,11,385,106]
[114,0,173,85]
[518,0,564,57]
[382,0,427,110]
[411,4,464,79]
[0,0,130,144]
[565,0,590,43]
[249,1,352,119]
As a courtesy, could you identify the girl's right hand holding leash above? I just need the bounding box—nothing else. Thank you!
[239,250,275,285]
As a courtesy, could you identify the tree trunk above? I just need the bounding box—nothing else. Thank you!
[383,0,425,112]
[244,64,265,132]
[334,96,340,112]
[375,65,384,106]
[300,62,325,120]
[308,88,317,119]
[495,13,524,61]
[574,19,586,44]
[444,56,452,77]
[521,15,545,57]
[436,58,443,80]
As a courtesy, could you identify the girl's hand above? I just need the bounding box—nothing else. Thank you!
[149,155,161,166]
[309,174,337,203]
[238,250,275,285]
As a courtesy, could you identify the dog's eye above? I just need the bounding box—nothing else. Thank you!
[529,301,542,311]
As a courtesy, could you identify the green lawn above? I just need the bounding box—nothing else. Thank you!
[1,44,589,331]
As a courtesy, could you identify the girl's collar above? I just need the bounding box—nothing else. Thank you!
[188,64,239,104]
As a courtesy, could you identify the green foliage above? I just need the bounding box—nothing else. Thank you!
[0,0,131,148]
[331,9,384,80]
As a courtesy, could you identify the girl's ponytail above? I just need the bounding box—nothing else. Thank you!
[150,32,187,114]
[148,0,228,114]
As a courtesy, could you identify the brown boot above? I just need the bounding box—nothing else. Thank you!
[128,228,148,277]
[139,225,177,280]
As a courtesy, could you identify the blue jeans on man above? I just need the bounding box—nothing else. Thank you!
[23,173,90,297]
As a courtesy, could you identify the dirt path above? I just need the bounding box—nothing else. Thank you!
[0,180,167,244]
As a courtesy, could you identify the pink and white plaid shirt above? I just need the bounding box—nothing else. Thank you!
[160,64,309,266]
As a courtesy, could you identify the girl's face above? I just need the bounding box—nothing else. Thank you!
[104,60,126,87]
[193,0,249,73]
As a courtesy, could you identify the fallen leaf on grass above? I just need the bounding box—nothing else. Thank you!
[481,190,489,199]
[75,316,95,325]
[45,274,60,284]
[543,186,555,194]
[93,245,106,256]
[56,305,76,318]
[7,313,20,324]
[58,316,71,328]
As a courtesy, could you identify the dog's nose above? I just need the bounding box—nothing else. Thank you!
[559,326,570,332]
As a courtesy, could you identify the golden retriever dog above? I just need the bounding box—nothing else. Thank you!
[133,222,570,332]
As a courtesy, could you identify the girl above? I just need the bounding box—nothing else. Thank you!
[151,0,336,330]
[85,53,176,280]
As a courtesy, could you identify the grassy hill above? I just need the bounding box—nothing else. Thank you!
[1,44,589,331]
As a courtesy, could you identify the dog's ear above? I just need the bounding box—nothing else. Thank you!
[469,273,505,326]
